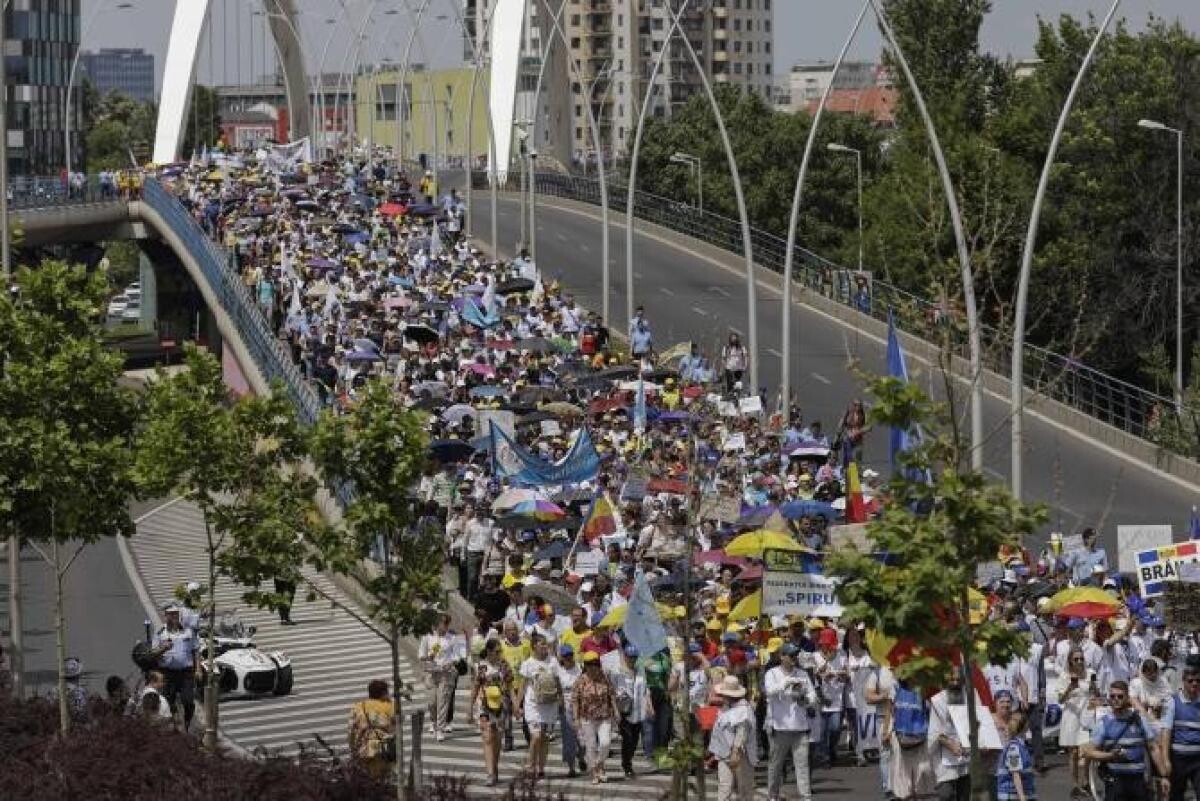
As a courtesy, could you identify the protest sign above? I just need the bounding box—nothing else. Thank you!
[975,561,1004,586]
[600,649,623,676]
[852,671,881,752]
[1118,525,1173,572]
[950,705,1002,751]
[738,395,763,416]
[620,470,650,503]
[698,492,742,524]
[723,432,746,452]
[828,523,872,552]
[1061,533,1085,554]
[762,549,841,617]
[1136,541,1200,598]
[540,419,562,437]
[1181,562,1200,584]
[573,550,602,576]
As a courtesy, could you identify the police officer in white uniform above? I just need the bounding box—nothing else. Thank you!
[152,603,200,729]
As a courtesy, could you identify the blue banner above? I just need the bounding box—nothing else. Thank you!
[490,425,601,486]
[462,296,500,329]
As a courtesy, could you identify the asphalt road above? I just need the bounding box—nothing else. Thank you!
[469,192,1200,555]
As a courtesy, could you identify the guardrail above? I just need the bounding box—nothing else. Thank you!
[484,170,1184,446]
[8,176,110,209]
[142,179,322,427]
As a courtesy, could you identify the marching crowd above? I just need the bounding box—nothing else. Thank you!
[155,147,1200,801]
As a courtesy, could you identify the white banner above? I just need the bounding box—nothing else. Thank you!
[1136,542,1200,598]
[762,571,841,618]
[573,551,601,576]
[1118,525,1173,573]
[264,137,312,173]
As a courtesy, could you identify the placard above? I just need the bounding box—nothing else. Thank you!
[540,419,562,437]
[573,550,602,576]
[829,523,872,552]
[620,470,650,503]
[600,648,623,676]
[949,704,1003,751]
[975,561,1004,586]
[1118,525,1173,572]
[762,570,842,618]
[1136,542,1200,598]
[1061,533,1085,554]
[722,432,746,452]
[738,395,763,415]
[698,492,742,524]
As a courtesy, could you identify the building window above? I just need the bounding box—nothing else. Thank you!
[733,40,741,52]
[734,62,742,74]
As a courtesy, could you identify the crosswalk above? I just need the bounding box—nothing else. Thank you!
[128,498,787,798]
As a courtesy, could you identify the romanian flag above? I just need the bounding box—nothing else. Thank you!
[582,493,617,544]
[845,462,867,523]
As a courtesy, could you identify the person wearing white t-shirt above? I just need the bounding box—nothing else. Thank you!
[517,634,561,779]
[764,643,818,801]
[555,645,586,777]
[928,670,978,801]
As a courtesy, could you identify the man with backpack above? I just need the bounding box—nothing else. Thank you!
[1085,679,1169,800]
[887,676,934,800]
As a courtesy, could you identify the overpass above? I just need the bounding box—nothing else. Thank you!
[10,176,1198,539]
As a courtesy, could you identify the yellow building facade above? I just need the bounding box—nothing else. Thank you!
[354,67,493,169]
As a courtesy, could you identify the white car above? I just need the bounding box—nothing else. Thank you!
[107,298,128,318]
[122,301,142,321]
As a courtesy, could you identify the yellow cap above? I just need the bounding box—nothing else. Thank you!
[706,618,723,631]
[807,619,825,630]
[725,622,744,634]
[581,651,600,663]
[767,636,784,653]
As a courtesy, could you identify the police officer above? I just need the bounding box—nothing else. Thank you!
[1158,657,1200,801]
[152,603,199,730]
[1083,679,1169,800]
[61,657,89,725]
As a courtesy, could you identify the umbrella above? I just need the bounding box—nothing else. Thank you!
[534,540,572,561]
[470,363,496,377]
[411,396,444,412]
[517,336,554,354]
[441,404,477,425]
[599,602,682,629]
[693,549,749,569]
[429,439,474,462]
[331,223,360,234]
[295,199,320,211]
[518,410,554,426]
[497,278,535,295]
[403,324,439,344]
[353,338,380,353]
[413,380,449,397]
[735,564,763,582]
[1046,587,1119,612]
[419,300,451,312]
[518,386,560,404]
[493,488,548,513]
[469,385,506,399]
[407,202,439,217]
[383,296,413,310]
[508,499,567,522]
[540,401,584,418]
[346,350,382,363]
[736,505,777,528]
[599,366,639,381]
[1056,601,1120,620]
[642,369,679,384]
[779,499,839,522]
[379,202,407,216]
[725,530,810,559]
[729,590,761,621]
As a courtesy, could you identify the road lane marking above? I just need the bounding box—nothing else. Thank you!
[691,306,708,316]
[811,372,832,385]
[767,348,783,357]
[660,287,676,296]
[709,286,730,298]
[556,232,567,241]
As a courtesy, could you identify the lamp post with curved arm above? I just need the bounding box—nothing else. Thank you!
[777,4,869,412]
[395,0,434,167]
[870,0,984,472]
[1010,0,1121,500]
[65,1,135,177]
[330,0,382,155]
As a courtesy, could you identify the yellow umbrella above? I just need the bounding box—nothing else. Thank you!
[725,529,809,558]
[729,590,762,621]
[599,602,681,628]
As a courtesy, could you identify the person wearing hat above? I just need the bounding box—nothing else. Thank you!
[572,650,621,784]
[150,602,200,730]
[419,613,462,742]
[611,643,652,778]
[472,638,513,785]
[709,674,758,801]
[764,643,818,801]
[517,633,561,780]
[556,644,587,778]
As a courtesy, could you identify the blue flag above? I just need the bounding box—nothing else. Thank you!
[633,376,647,433]
[886,310,929,482]
[623,570,668,659]
[490,425,601,486]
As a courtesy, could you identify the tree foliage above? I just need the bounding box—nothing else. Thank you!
[83,85,157,170]
[0,261,138,731]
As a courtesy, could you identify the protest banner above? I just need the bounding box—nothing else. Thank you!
[852,671,881,752]
[722,432,746,452]
[950,705,1002,751]
[573,550,602,576]
[698,492,742,524]
[1118,525,1173,572]
[620,470,650,503]
[1136,542,1200,598]
[762,548,841,617]
[738,395,763,416]
[540,419,562,437]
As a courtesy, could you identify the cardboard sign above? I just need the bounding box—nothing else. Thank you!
[949,704,1003,751]
[852,673,881,752]
[540,419,562,437]
[975,561,1004,586]
[600,648,623,676]
[722,432,746,452]
[1061,533,1085,554]
[698,493,742,524]
[1118,525,1173,572]
[738,395,763,415]
[574,550,602,576]
[1136,542,1200,598]
[829,523,872,552]
[620,470,650,503]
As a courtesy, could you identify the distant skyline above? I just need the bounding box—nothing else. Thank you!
[82,0,1200,95]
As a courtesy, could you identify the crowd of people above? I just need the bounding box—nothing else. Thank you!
[151,146,1200,801]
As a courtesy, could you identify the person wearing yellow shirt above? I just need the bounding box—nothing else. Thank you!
[498,619,530,751]
[661,377,681,410]
[559,607,592,657]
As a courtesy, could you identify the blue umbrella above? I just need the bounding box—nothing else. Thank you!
[469,385,506,399]
[346,350,382,363]
[534,540,572,561]
[353,338,380,352]
[779,499,838,522]
[736,505,776,528]
[429,439,474,462]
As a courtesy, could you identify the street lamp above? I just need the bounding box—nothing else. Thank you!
[670,151,703,214]
[1139,118,1186,410]
[65,1,136,178]
[827,143,864,273]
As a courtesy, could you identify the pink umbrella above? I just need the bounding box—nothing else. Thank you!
[470,363,496,376]
[384,297,412,309]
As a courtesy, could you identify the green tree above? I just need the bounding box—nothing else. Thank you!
[311,379,438,798]
[181,85,224,159]
[0,261,138,732]
[827,373,1045,798]
[83,87,157,170]
[135,345,318,750]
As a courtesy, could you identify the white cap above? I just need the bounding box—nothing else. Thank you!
[1002,568,1018,584]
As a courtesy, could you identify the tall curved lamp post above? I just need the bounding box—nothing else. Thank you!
[395,0,433,167]
[532,0,612,324]
[330,0,383,155]
[64,1,135,176]
[1137,118,1185,411]
[870,0,984,472]
[779,0,869,411]
[1010,0,1121,500]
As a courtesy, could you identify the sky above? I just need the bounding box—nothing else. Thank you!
[82,0,1200,94]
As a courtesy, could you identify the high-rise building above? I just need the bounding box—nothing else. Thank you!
[3,0,82,176]
[462,0,774,169]
[79,48,155,103]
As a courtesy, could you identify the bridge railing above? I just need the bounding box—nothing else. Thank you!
[8,176,109,209]
[484,170,1179,444]
[142,179,322,427]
